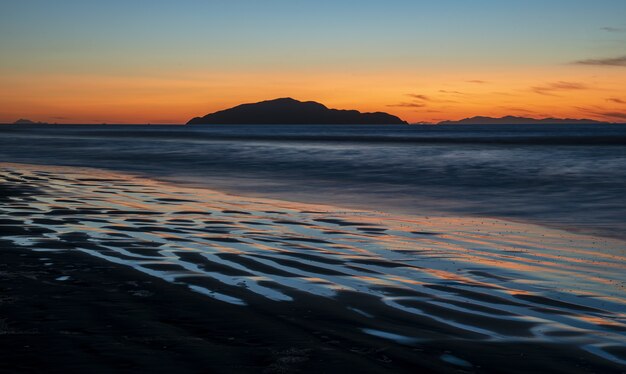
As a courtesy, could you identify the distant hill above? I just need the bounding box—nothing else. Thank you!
[187,98,407,125]
[437,116,606,125]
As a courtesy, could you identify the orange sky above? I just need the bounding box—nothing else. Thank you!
[2,65,625,124]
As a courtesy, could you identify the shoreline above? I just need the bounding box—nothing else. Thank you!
[153,172,626,243]
[1,162,625,372]
[3,159,626,243]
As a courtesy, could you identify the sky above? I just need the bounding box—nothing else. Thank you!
[1,0,625,124]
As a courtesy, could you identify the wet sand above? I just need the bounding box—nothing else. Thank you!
[1,162,625,373]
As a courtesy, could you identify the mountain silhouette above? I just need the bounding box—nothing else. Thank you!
[438,116,605,125]
[187,98,407,125]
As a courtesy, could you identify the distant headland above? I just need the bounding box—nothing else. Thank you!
[187,98,408,125]
[12,119,48,125]
[436,116,608,125]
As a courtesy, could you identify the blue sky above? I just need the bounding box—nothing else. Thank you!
[2,0,624,72]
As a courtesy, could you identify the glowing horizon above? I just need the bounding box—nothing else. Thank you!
[1,0,625,124]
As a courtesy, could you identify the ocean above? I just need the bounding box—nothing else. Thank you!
[1,123,625,239]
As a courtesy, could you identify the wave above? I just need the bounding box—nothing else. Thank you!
[4,124,626,145]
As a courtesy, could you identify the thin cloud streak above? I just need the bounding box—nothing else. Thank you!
[601,27,626,33]
[387,102,427,108]
[498,106,537,114]
[598,111,626,120]
[607,98,626,104]
[439,90,466,95]
[576,106,626,121]
[403,93,458,104]
[405,94,430,101]
[531,81,588,96]
[574,56,626,67]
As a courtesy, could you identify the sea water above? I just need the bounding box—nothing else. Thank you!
[1,123,625,239]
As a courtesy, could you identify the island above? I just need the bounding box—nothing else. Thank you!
[187,98,407,125]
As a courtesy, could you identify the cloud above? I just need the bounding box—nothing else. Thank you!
[387,102,427,108]
[499,106,536,114]
[531,81,588,96]
[574,55,626,67]
[439,90,466,95]
[576,106,626,121]
[598,111,626,120]
[601,27,625,33]
[492,91,518,97]
[404,93,459,104]
[466,80,488,84]
[405,94,431,101]
[607,98,626,104]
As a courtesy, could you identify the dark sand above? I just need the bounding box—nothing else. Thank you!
[0,243,414,373]
[1,163,625,373]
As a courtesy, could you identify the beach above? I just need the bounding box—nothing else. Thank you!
[1,162,625,373]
